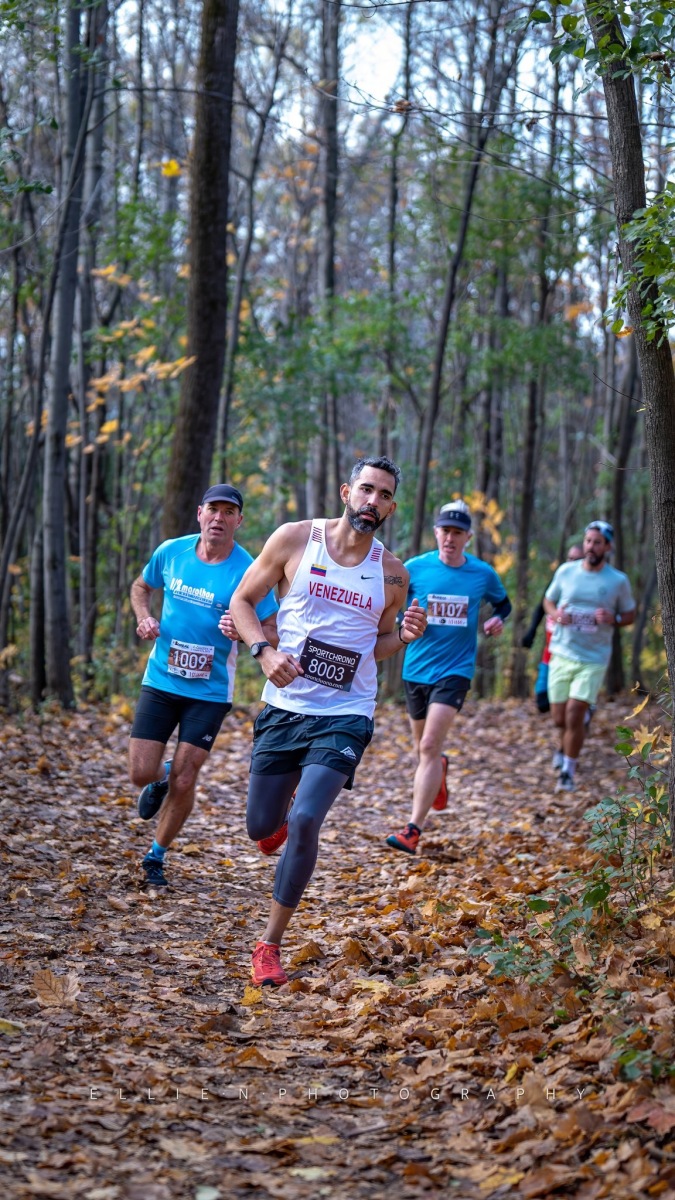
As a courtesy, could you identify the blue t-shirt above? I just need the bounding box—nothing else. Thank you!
[141,535,277,701]
[402,550,508,684]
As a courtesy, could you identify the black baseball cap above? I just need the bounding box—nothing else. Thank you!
[435,501,471,531]
[201,484,244,510]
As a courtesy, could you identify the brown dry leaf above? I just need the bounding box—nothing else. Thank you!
[289,939,325,966]
[570,934,594,968]
[519,1164,579,1198]
[33,969,80,1007]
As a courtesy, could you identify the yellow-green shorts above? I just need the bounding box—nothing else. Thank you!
[548,655,607,706]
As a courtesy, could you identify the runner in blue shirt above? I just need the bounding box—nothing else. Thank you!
[386,500,511,855]
[129,484,278,888]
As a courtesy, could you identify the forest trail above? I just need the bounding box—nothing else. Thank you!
[1,698,674,1200]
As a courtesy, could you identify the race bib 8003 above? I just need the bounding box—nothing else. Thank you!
[299,635,362,692]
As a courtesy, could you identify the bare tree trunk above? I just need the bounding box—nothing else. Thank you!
[162,0,240,539]
[586,4,675,859]
[216,6,291,475]
[606,339,640,694]
[410,3,526,555]
[43,1,103,707]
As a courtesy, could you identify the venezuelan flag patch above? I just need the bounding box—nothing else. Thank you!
[310,563,327,578]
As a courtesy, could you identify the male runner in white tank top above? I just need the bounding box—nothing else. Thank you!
[230,457,427,986]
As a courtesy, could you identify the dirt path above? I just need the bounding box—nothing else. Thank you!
[1,698,673,1199]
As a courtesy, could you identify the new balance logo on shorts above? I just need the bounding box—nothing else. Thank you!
[341,746,357,761]
[202,734,213,742]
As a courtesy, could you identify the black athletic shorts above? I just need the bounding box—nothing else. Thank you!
[130,685,231,751]
[404,675,471,721]
[250,705,374,791]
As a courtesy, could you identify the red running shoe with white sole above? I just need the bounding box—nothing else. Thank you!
[251,941,288,987]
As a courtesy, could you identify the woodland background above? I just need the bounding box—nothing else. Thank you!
[3,5,675,1196]
[1,0,674,713]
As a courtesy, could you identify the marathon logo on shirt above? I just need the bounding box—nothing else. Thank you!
[308,580,373,611]
[169,577,215,607]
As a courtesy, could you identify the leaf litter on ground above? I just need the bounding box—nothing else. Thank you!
[0,696,673,1198]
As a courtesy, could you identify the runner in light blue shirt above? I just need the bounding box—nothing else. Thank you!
[386,500,511,857]
[543,520,635,794]
[128,483,278,888]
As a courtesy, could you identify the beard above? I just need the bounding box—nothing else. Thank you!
[346,502,386,534]
[585,550,604,567]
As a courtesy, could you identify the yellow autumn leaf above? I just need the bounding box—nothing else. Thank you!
[615,327,633,337]
[99,419,119,435]
[633,725,659,754]
[641,913,662,929]
[0,1018,25,1036]
[134,345,157,367]
[161,158,182,177]
[504,1062,519,1083]
[626,693,649,719]
[240,986,263,1007]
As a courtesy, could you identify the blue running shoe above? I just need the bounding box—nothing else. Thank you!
[142,852,169,888]
[137,761,171,820]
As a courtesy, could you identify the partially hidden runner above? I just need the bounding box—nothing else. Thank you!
[230,456,427,986]
[129,484,278,888]
[386,499,511,856]
[543,520,635,793]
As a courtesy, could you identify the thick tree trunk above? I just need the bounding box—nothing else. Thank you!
[162,0,240,539]
[587,5,675,857]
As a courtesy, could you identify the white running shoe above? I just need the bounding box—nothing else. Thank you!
[555,770,575,793]
[552,750,564,773]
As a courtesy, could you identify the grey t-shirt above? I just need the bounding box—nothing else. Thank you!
[545,561,634,665]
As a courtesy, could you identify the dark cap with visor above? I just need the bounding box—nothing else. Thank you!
[201,484,244,510]
[585,520,613,542]
[435,501,472,532]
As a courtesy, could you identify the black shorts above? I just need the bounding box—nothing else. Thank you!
[130,686,231,751]
[250,705,374,791]
[404,675,470,721]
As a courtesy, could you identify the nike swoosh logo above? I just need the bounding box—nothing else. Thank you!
[361,574,373,579]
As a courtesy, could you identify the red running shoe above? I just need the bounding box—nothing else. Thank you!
[251,941,288,987]
[432,753,449,811]
[386,823,421,855]
[257,820,288,856]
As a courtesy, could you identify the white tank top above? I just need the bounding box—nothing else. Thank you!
[262,519,386,717]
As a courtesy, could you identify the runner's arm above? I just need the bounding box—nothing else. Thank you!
[374,562,427,660]
[484,593,512,637]
[230,524,307,686]
[130,574,160,641]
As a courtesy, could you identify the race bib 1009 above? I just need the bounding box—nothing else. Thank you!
[427,593,469,626]
[167,638,215,679]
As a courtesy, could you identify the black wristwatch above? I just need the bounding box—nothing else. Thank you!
[250,641,271,659]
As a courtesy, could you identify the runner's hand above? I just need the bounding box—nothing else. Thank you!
[400,598,427,644]
[136,616,160,640]
[260,649,304,688]
[594,608,614,626]
[483,616,504,637]
[218,611,239,640]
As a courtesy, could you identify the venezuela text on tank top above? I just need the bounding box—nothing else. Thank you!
[261,519,386,717]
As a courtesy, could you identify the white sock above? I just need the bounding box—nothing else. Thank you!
[562,756,577,779]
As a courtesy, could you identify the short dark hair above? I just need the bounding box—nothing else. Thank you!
[348,456,401,494]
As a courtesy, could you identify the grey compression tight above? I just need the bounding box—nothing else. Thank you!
[246,764,349,909]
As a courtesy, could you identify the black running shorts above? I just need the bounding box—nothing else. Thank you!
[130,685,231,751]
[250,705,374,791]
[404,675,470,721]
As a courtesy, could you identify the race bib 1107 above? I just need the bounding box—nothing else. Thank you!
[427,593,469,626]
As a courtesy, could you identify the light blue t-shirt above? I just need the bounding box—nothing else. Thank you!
[545,560,634,665]
[402,551,508,683]
[141,534,277,701]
